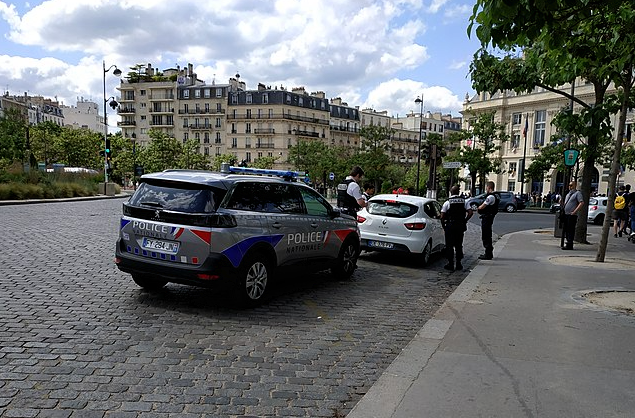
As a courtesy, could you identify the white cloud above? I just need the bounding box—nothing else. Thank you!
[0,0,468,115]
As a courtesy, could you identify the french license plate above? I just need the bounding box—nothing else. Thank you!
[142,238,179,254]
[368,240,394,249]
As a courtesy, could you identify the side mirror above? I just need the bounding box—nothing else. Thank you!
[330,207,342,218]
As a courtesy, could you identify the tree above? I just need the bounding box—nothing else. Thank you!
[468,0,635,261]
[137,130,183,173]
[251,156,278,169]
[0,108,27,168]
[456,112,508,195]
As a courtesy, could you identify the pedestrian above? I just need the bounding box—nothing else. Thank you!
[620,184,631,235]
[440,185,473,271]
[561,180,584,250]
[613,185,628,237]
[628,188,635,240]
[477,181,499,260]
[362,182,375,202]
[336,166,367,217]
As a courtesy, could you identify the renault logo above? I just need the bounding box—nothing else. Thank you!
[382,218,387,225]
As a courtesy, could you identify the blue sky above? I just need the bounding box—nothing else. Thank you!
[0,0,481,118]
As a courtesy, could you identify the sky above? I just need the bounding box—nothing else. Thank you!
[0,0,482,120]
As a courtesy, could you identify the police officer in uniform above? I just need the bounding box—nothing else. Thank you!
[440,185,473,271]
[477,181,499,260]
[336,166,367,217]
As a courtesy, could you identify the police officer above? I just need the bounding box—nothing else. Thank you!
[477,181,499,260]
[336,166,367,217]
[440,185,473,271]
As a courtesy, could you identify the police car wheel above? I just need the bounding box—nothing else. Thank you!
[421,241,432,266]
[331,239,359,279]
[237,253,270,305]
[131,274,167,290]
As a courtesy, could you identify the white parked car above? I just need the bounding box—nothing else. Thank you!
[357,194,445,265]
[587,196,608,225]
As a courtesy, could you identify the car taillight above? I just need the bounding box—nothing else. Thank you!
[357,215,367,223]
[590,205,598,210]
[404,222,426,230]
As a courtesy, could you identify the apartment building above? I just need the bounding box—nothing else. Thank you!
[61,98,103,132]
[1,93,64,127]
[461,79,634,195]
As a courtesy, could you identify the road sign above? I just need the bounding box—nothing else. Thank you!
[442,161,461,169]
[563,149,579,167]
[329,172,335,181]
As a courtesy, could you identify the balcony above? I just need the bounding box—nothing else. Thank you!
[148,93,175,100]
[293,130,320,138]
[256,142,275,148]
[149,108,174,114]
[178,108,225,115]
[149,121,174,127]
[254,128,275,135]
[118,107,135,114]
[190,124,212,130]
[117,121,136,127]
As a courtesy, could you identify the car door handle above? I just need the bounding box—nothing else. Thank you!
[310,222,319,228]
[271,222,282,229]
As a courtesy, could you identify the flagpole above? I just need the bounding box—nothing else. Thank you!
[520,113,528,198]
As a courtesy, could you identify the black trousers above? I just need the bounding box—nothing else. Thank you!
[445,226,465,264]
[480,215,494,256]
[563,214,577,247]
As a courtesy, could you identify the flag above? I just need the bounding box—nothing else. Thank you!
[522,115,528,138]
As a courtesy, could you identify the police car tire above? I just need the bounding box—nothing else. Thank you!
[331,238,359,280]
[236,252,271,306]
[131,274,167,290]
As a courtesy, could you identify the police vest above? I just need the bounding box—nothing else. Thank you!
[479,193,499,216]
[336,179,360,213]
[446,197,467,224]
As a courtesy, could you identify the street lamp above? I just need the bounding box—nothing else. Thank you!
[103,60,122,194]
[414,96,424,196]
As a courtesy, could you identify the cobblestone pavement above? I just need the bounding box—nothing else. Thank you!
[0,199,488,418]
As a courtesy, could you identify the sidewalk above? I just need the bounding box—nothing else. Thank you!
[0,191,131,206]
[348,228,635,418]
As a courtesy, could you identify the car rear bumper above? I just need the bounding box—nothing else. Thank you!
[115,239,235,289]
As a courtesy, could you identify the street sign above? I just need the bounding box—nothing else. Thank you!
[563,149,579,167]
[442,161,461,169]
[329,172,335,181]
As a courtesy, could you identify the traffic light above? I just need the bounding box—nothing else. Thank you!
[105,138,112,157]
[422,144,430,164]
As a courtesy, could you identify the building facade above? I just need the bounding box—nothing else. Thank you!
[461,79,634,196]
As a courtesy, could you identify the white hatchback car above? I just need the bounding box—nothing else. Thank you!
[357,194,445,265]
[587,196,608,225]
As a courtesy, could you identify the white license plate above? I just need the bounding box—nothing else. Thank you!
[368,240,394,249]
[142,238,180,254]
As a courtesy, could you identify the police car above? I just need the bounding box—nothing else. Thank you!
[115,166,360,306]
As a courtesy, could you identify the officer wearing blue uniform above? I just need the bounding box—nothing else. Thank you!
[440,185,473,271]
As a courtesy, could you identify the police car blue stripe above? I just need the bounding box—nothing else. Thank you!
[222,235,285,268]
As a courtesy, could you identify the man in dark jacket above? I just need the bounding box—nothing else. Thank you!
[440,185,473,271]
[477,181,499,260]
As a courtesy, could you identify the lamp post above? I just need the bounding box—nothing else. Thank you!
[414,96,424,196]
[103,60,122,194]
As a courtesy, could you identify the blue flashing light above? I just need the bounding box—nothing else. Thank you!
[227,166,302,180]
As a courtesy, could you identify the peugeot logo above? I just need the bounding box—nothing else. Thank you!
[154,210,161,220]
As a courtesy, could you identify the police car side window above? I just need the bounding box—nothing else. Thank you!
[299,187,329,217]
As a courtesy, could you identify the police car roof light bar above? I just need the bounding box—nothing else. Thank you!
[227,166,302,181]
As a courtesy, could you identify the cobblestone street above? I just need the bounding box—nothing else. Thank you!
[0,198,486,418]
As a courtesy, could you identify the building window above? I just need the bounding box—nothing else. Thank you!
[511,133,520,149]
[140,90,146,96]
[194,89,201,98]
[231,137,237,148]
[258,152,263,159]
[509,162,517,176]
[231,93,237,104]
[204,132,210,143]
[195,132,200,142]
[204,89,210,98]
[217,103,222,112]
[246,109,251,118]
[183,90,189,99]
[204,103,210,113]
[507,181,516,192]
[246,152,251,162]
[299,97,304,106]
[246,94,252,104]
[184,132,189,140]
[512,113,522,125]
[204,147,209,155]
[269,109,273,118]
[216,118,221,128]
[286,94,291,104]
[216,88,223,98]
[246,123,252,133]
[215,132,221,143]
[533,110,546,148]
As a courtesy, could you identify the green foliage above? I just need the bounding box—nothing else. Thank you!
[0,108,27,166]
[251,156,279,169]
[360,125,393,152]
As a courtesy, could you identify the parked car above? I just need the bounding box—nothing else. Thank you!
[356,194,445,265]
[467,191,525,213]
[587,196,608,225]
[115,166,360,306]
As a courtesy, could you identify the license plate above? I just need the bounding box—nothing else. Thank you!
[142,238,180,254]
[368,240,394,249]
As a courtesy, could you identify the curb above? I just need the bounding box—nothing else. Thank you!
[0,193,131,206]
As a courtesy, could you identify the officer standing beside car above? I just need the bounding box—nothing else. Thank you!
[440,185,473,271]
[336,166,367,217]
[477,181,499,260]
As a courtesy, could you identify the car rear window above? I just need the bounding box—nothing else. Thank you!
[129,182,225,213]
[367,200,417,218]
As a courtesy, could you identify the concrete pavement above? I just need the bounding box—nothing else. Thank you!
[348,227,635,418]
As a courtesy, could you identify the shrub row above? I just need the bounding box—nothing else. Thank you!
[0,181,100,200]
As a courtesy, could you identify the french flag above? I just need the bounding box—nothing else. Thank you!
[522,115,528,138]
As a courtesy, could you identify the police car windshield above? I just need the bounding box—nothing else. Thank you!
[130,182,224,213]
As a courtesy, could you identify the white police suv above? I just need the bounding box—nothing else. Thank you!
[115,166,360,306]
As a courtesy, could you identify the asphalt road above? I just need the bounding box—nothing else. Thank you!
[0,198,489,418]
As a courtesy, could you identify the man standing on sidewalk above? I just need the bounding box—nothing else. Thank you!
[562,180,584,250]
[477,181,499,260]
[336,166,367,217]
[441,185,473,271]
